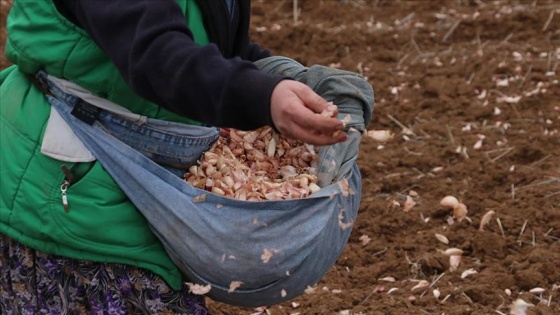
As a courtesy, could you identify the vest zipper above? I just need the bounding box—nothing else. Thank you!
[60,180,70,212]
[60,165,76,213]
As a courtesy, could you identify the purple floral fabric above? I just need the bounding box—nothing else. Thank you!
[0,234,209,315]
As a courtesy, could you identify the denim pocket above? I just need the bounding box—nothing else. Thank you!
[95,111,219,170]
[38,70,219,171]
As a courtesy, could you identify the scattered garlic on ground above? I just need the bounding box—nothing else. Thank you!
[440,196,459,208]
[403,195,417,212]
[496,78,509,87]
[411,280,430,291]
[452,203,469,222]
[431,166,444,173]
[444,248,464,256]
[461,268,478,279]
[529,287,545,294]
[449,254,462,272]
[304,285,317,294]
[250,306,267,315]
[388,199,401,209]
[433,288,441,299]
[473,134,485,149]
[509,299,533,315]
[281,289,287,297]
[387,287,399,294]
[374,285,385,293]
[379,277,396,283]
[435,233,449,244]
[359,234,371,246]
[477,89,487,99]
[497,95,522,103]
[479,210,495,231]
[446,216,455,226]
[365,130,394,142]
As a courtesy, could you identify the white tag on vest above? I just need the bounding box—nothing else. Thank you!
[41,107,96,162]
[40,74,147,162]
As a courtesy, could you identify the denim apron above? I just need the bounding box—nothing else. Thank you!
[38,56,372,307]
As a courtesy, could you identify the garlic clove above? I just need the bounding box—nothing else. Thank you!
[452,203,468,222]
[479,210,495,231]
[434,233,449,244]
[365,130,394,142]
[444,248,464,256]
[440,195,459,208]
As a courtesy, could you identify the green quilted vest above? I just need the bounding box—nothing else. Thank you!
[0,0,209,289]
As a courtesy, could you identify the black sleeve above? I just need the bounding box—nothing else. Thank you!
[53,0,287,130]
[241,42,272,62]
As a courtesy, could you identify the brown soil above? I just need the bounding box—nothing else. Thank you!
[2,1,559,314]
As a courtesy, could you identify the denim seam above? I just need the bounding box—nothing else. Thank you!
[94,122,216,159]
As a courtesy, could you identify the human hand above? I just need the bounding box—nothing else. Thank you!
[270,80,347,146]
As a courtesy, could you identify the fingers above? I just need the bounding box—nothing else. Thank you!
[288,124,348,146]
[293,112,343,137]
[275,101,347,145]
[270,80,348,146]
[288,84,344,136]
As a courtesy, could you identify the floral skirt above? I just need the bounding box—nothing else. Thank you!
[0,234,209,315]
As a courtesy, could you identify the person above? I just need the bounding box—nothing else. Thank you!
[0,0,373,313]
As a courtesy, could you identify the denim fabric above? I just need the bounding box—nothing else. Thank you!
[96,115,219,176]
[255,56,375,186]
[254,56,373,131]
[38,59,373,307]
[37,71,219,177]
